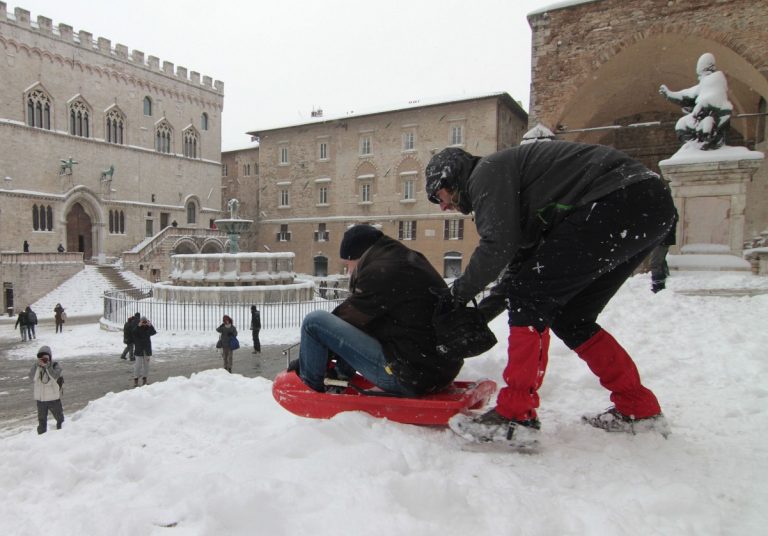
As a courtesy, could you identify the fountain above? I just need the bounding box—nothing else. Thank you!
[152,198,314,303]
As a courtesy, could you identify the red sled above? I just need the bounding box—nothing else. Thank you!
[272,370,497,426]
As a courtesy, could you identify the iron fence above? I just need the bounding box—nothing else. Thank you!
[103,286,347,331]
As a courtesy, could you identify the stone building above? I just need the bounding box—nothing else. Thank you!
[244,93,527,277]
[220,144,260,244]
[526,0,768,245]
[0,3,225,309]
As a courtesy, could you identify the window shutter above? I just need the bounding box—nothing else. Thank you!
[398,221,404,240]
[459,219,464,239]
[444,220,449,240]
[412,221,417,240]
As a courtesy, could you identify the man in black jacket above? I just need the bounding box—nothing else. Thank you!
[296,225,462,396]
[120,312,140,361]
[426,141,675,444]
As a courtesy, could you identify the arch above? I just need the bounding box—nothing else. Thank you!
[200,239,225,253]
[551,34,768,163]
[171,238,199,255]
[60,187,105,261]
[184,195,201,225]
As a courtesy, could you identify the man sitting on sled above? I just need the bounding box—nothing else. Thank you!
[294,224,463,396]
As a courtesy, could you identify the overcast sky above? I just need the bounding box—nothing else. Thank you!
[13,0,559,151]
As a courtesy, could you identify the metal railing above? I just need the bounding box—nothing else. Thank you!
[103,286,347,331]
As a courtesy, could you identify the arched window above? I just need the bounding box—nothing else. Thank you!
[313,255,329,277]
[109,210,126,234]
[186,201,196,224]
[119,211,125,233]
[26,88,52,130]
[106,108,125,144]
[32,204,54,231]
[143,96,152,116]
[183,127,199,158]
[69,99,90,137]
[201,112,209,131]
[155,121,173,154]
[109,210,114,233]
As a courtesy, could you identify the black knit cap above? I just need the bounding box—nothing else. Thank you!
[340,225,383,260]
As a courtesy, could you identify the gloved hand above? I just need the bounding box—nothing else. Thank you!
[430,286,461,316]
[476,293,508,322]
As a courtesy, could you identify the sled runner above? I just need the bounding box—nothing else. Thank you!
[272,370,496,426]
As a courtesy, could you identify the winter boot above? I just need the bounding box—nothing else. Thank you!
[494,326,551,421]
[449,408,541,447]
[574,329,661,419]
[582,407,670,438]
[133,378,139,387]
[142,377,147,386]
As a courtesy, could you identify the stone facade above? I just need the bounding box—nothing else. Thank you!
[243,94,527,277]
[0,3,225,310]
[0,252,83,314]
[527,0,768,243]
[0,3,224,259]
[220,146,260,245]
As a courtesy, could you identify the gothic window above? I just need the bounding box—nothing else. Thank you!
[109,210,126,234]
[32,204,53,231]
[143,96,152,116]
[155,121,173,154]
[106,108,125,144]
[26,88,52,130]
[69,99,90,137]
[186,201,197,224]
[201,112,209,131]
[183,127,199,158]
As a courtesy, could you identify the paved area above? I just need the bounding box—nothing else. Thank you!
[0,340,290,431]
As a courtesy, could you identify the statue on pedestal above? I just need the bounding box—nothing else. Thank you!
[659,53,732,150]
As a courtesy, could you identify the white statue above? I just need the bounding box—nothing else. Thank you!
[659,53,732,150]
[227,198,240,219]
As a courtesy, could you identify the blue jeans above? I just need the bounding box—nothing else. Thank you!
[298,310,416,396]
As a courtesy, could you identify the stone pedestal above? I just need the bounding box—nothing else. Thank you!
[660,153,764,263]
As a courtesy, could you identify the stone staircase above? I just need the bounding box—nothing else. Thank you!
[95,265,150,299]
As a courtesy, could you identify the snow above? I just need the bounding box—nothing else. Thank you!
[2,269,768,534]
[659,143,764,165]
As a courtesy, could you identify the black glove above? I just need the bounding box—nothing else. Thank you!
[430,286,461,316]
[476,293,508,322]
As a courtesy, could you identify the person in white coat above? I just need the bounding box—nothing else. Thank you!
[29,345,64,434]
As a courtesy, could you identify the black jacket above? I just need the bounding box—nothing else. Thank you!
[452,140,661,303]
[133,323,157,356]
[123,317,139,344]
[333,236,462,394]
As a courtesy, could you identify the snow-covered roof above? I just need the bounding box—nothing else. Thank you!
[247,92,526,136]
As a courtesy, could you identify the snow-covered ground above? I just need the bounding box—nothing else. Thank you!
[1,269,767,535]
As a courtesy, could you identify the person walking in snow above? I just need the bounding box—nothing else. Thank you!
[120,312,141,361]
[25,306,38,340]
[30,345,64,434]
[14,308,29,342]
[425,142,675,444]
[216,315,238,372]
[250,306,261,354]
[53,303,65,333]
[132,316,156,386]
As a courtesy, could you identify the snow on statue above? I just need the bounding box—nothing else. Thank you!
[659,52,732,150]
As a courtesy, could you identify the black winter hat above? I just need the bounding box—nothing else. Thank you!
[339,225,383,260]
[425,147,480,205]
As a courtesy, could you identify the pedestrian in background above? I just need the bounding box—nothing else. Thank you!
[14,308,28,342]
[216,315,238,373]
[121,312,140,361]
[54,303,65,333]
[23,240,29,253]
[250,306,261,354]
[132,316,156,386]
[29,345,64,434]
[25,306,37,340]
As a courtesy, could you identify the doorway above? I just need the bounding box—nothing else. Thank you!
[66,202,93,260]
